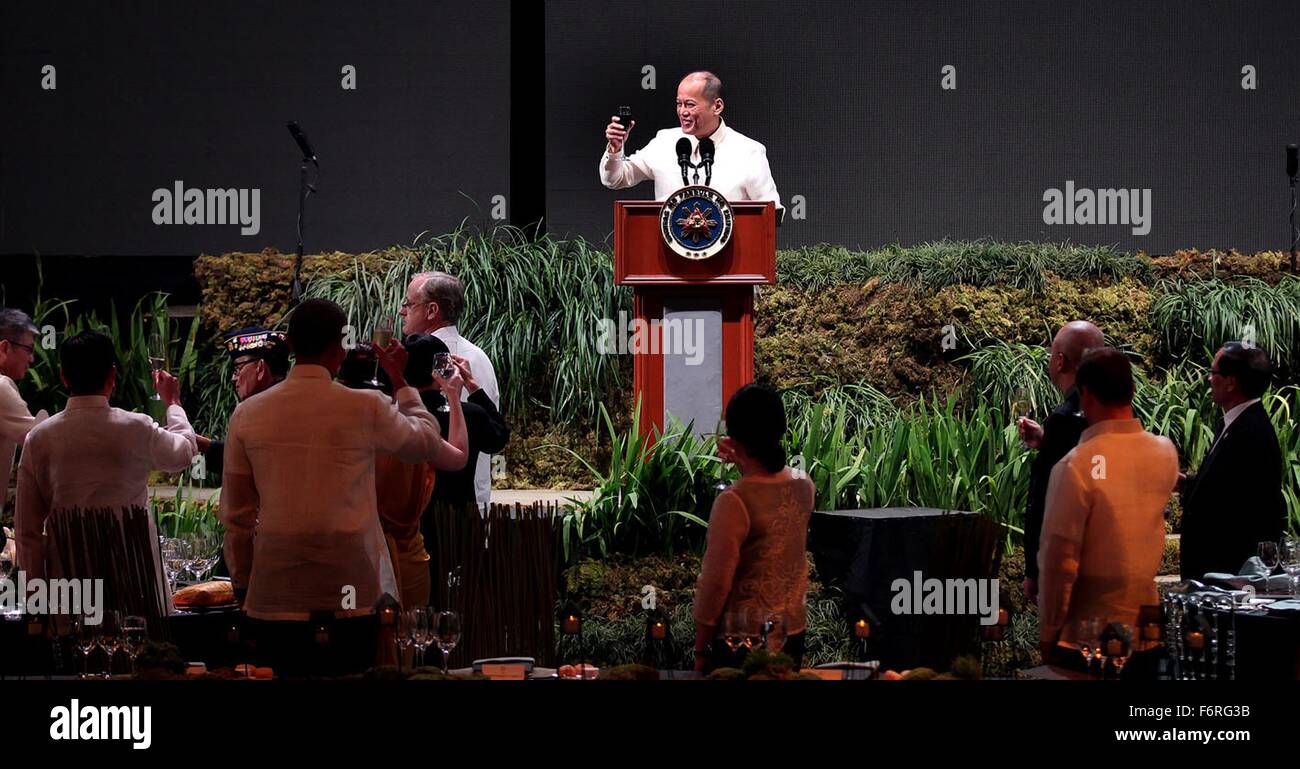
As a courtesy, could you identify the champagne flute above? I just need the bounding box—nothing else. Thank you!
[367,322,394,388]
[434,610,460,675]
[1011,385,1033,443]
[147,331,167,401]
[122,615,147,676]
[396,609,416,672]
[432,352,455,412]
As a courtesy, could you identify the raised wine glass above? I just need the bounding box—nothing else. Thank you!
[1011,385,1034,445]
[148,331,166,401]
[434,610,461,676]
[367,322,394,388]
[431,353,455,412]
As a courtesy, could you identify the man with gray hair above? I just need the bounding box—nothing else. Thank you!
[599,70,782,213]
[0,309,48,507]
[399,271,500,506]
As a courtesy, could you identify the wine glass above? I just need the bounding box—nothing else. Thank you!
[166,538,194,588]
[187,532,221,583]
[1281,537,1300,597]
[122,615,147,676]
[431,353,455,412]
[98,610,123,678]
[148,331,166,401]
[433,610,460,675]
[1258,541,1281,577]
[74,615,98,679]
[396,609,417,672]
[721,610,746,656]
[762,612,787,653]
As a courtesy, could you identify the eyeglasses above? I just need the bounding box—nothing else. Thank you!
[2,339,34,355]
[232,358,260,374]
[399,299,431,310]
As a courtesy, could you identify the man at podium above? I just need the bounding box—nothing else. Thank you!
[598,70,782,215]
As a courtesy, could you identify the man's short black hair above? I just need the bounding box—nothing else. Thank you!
[61,330,117,395]
[1075,347,1134,407]
[287,299,347,359]
[1219,342,1272,399]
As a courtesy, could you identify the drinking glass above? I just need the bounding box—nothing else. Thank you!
[98,610,123,678]
[122,615,147,676]
[367,323,394,388]
[434,610,460,675]
[147,331,167,401]
[396,609,417,672]
[1258,541,1280,574]
[721,609,747,656]
[74,615,98,679]
[413,607,433,668]
[187,532,221,583]
[762,612,787,653]
[1281,537,1300,596]
[432,353,455,412]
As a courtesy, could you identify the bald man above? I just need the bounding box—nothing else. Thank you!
[1018,321,1106,602]
[599,71,782,213]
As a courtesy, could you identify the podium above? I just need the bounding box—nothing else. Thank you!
[613,199,777,437]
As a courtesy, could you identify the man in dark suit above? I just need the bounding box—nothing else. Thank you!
[1018,320,1104,602]
[1179,342,1287,579]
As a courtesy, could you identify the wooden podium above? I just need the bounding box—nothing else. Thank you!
[613,200,777,436]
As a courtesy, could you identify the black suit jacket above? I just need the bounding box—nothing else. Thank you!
[1180,401,1287,579]
[1024,389,1088,580]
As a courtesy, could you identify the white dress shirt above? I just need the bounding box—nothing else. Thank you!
[432,325,499,506]
[15,396,197,581]
[1037,418,1178,646]
[1,374,46,489]
[220,364,444,621]
[599,118,782,209]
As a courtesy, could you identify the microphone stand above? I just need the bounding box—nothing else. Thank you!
[290,156,319,304]
[1290,173,1297,273]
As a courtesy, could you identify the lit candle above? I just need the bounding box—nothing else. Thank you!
[997,608,1009,626]
[1186,631,1204,651]
[651,621,666,640]
[563,614,580,635]
[854,619,870,639]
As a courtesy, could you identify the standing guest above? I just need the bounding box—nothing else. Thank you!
[0,310,48,527]
[338,340,470,609]
[1179,343,1287,579]
[1017,320,1104,603]
[219,299,456,675]
[402,334,509,601]
[1038,348,1178,658]
[400,271,500,507]
[15,331,196,580]
[693,384,815,673]
[194,327,290,480]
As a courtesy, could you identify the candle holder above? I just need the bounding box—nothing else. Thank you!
[561,601,583,666]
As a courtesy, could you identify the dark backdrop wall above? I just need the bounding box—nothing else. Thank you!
[545,0,1300,253]
[1,0,511,303]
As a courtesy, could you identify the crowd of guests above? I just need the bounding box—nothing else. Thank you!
[0,272,508,673]
[0,286,1290,673]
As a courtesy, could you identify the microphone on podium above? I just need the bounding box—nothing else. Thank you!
[698,138,715,186]
[676,138,692,187]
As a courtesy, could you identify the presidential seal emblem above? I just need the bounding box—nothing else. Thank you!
[660,185,733,260]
